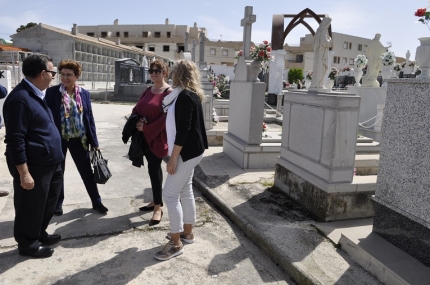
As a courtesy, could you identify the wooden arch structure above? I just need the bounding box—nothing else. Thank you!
[271,8,333,50]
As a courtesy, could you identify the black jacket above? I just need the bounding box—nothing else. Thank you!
[174,89,208,161]
[122,114,148,167]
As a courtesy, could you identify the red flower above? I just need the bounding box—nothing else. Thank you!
[258,50,265,57]
[263,40,269,45]
[266,46,272,52]
[415,8,426,17]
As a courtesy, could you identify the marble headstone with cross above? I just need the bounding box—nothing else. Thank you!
[223,6,279,169]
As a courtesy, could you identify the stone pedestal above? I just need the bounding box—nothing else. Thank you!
[275,91,372,221]
[223,81,280,169]
[372,79,430,267]
[348,86,386,142]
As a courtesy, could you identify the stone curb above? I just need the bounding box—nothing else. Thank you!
[193,176,319,285]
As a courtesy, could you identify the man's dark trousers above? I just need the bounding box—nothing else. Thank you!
[7,158,63,249]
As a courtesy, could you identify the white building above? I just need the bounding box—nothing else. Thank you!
[77,19,242,67]
[285,32,405,75]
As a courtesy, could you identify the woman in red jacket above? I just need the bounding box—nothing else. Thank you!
[133,60,171,225]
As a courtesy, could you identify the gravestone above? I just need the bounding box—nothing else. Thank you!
[223,6,280,169]
[184,32,189,52]
[372,78,430,267]
[191,40,196,62]
[197,31,214,130]
[113,58,149,101]
[274,89,374,221]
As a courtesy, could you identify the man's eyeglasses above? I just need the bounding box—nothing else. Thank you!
[148,68,162,74]
[60,73,75,78]
[44,70,57,77]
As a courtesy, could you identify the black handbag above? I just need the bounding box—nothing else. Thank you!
[90,148,112,184]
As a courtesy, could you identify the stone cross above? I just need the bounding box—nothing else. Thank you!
[199,32,206,63]
[241,6,256,59]
[184,32,189,52]
[191,39,196,62]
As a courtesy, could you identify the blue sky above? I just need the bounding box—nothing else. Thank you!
[0,0,428,59]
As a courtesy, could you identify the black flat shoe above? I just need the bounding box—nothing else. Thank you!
[149,210,163,226]
[19,246,54,258]
[39,234,61,246]
[92,202,108,213]
[139,205,154,212]
[54,207,63,216]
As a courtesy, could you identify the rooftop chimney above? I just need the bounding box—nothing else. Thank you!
[72,23,78,35]
[165,18,169,25]
[114,19,118,25]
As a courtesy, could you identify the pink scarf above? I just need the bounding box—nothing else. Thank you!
[61,84,83,117]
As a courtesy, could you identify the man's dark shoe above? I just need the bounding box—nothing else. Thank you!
[92,202,108,213]
[19,246,54,258]
[39,234,61,246]
[54,207,63,216]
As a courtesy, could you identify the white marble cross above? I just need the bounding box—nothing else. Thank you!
[241,6,256,59]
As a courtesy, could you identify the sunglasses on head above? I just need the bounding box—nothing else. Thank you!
[148,68,162,74]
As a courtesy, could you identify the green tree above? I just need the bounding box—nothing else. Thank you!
[16,22,37,33]
[288,68,304,84]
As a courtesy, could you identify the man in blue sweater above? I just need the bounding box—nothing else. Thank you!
[3,54,64,258]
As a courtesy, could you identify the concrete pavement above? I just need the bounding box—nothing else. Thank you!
[0,103,292,284]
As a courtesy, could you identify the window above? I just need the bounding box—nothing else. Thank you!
[124,32,129,38]
[349,58,354,65]
[142,31,148,38]
[296,55,303,62]
[342,57,347,64]
[177,45,185,52]
[222,50,228,56]
[163,45,170,52]
[116,32,120,37]
[343,42,348,49]
[167,32,171,38]
[333,56,340,64]
[349,43,352,50]
[154,32,161,38]
[210,48,216,55]
[87,32,95,37]
[358,44,362,51]
[363,45,368,52]
[149,45,155,52]
[101,32,107,38]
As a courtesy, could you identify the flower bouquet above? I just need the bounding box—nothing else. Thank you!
[393,63,402,71]
[380,51,396,66]
[234,50,243,59]
[306,70,313,80]
[250,40,273,70]
[262,122,267,133]
[328,67,339,80]
[354,54,368,68]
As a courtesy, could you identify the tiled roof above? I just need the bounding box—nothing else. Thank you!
[11,23,173,61]
[0,45,31,52]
